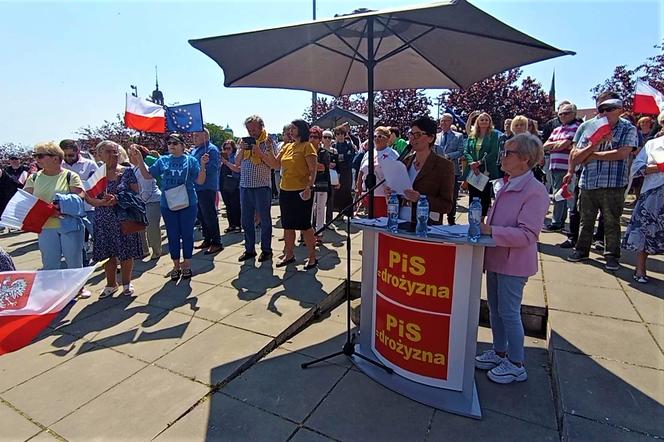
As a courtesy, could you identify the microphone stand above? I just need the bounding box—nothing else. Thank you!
[301,145,412,372]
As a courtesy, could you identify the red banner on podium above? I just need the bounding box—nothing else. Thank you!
[376,233,456,313]
[374,294,451,380]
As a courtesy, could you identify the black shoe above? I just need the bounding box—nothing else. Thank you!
[238,251,257,261]
[275,256,295,268]
[567,250,589,262]
[604,256,620,271]
[258,251,273,262]
[170,268,182,281]
[204,244,224,255]
[304,259,318,270]
[543,224,563,232]
[195,241,210,250]
[181,268,193,279]
[557,239,575,249]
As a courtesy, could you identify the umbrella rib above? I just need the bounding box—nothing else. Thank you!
[314,42,366,64]
[324,21,370,97]
[395,17,571,53]
[374,23,436,64]
[323,22,368,64]
[226,19,360,86]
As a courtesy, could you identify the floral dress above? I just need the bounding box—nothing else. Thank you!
[92,167,144,262]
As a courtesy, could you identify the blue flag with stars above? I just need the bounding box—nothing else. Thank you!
[165,102,204,133]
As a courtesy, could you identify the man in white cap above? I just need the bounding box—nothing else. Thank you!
[565,91,637,271]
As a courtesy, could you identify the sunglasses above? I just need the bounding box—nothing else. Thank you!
[598,105,619,113]
[501,149,519,158]
[408,131,426,139]
[310,135,321,140]
[33,153,53,159]
[166,141,181,145]
[322,136,332,139]
[374,134,388,139]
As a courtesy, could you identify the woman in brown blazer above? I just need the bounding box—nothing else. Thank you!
[401,116,455,225]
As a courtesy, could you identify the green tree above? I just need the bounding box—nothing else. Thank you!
[204,122,233,147]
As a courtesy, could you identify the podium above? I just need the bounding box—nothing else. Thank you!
[351,224,494,419]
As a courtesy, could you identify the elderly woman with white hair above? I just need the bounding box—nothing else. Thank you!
[474,133,550,384]
[86,140,144,297]
[622,111,664,284]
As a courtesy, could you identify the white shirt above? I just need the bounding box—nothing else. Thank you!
[360,147,399,196]
[63,156,99,211]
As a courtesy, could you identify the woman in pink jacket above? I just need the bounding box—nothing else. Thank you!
[474,133,549,384]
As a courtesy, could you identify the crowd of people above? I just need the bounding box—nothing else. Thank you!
[1,91,663,386]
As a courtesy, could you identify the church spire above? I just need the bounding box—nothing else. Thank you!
[151,65,164,105]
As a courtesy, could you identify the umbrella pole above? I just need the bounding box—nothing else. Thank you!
[366,17,376,219]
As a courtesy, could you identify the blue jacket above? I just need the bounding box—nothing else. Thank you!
[192,142,220,192]
[53,193,90,234]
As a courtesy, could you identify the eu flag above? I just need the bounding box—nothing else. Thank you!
[165,102,204,133]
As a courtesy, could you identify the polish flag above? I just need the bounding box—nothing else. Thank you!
[586,116,611,145]
[124,95,166,133]
[0,267,94,355]
[83,164,107,198]
[633,80,664,115]
[554,183,573,201]
[0,189,56,233]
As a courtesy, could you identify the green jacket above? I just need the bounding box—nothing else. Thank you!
[463,129,501,180]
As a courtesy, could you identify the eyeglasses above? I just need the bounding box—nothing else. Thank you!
[33,153,53,159]
[598,105,619,113]
[501,149,519,158]
[322,136,332,139]
[558,111,573,116]
[310,136,321,140]
[408,131,426,139]
[166,141,181,145]
[374,134,387,139]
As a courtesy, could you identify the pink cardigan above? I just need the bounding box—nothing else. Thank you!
[484,171,550,277]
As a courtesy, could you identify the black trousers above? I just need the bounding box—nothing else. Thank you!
[221,189,241,229]
[196,190,222,246]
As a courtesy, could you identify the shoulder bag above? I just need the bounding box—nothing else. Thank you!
[164,156,190,211]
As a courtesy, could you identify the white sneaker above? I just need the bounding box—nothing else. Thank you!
[77,289,92,299]
[100,285,118,299]
[474,349,506,370]
[487,359,528,384]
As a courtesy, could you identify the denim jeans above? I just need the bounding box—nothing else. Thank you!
[550,170,568,227]
[196,189,221,246]
[240,186,272,253]
[39,227,84,270]
[486,271,528,363]
[161,204,197,260]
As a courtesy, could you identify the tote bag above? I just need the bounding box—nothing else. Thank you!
[164,157,190,211]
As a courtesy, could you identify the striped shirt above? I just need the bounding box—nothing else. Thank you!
[574,117,638,190]
[239,139,277,188]
[547,122,579,171]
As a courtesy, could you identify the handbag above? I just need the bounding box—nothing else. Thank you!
[164,156,190,211]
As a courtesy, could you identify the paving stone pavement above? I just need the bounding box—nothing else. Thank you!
[0,200,662,441]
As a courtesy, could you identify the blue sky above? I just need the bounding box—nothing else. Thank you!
[0,0,661,145]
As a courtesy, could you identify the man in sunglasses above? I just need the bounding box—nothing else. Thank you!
[565,91,638,271]
[542,103,580,232]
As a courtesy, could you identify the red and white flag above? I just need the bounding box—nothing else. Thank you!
[0,189,56,233]
[586,116,611,145]
[633,80,664,115]
[554,183,573,201]
[0,267,94,355]
[124,95,166,133]
[83,164,107,198]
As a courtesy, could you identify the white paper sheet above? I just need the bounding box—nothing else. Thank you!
[466,170,490,191]
[380,160,412,195]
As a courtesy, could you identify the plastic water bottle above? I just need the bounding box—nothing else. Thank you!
[415,195,429,238]
[387,192,399,233]
[468,197,482,243]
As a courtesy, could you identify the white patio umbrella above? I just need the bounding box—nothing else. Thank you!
[190,0,573,216]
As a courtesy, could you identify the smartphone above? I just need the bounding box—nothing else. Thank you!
[242,136,256,147]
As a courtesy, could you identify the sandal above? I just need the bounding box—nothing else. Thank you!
[633,274,649,284]
[170,268,182,281]
[181,268,193,279]
[100,285,118,299]
[122,284,135,296]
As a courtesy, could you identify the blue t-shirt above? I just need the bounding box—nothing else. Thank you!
[191,142,220,192]
[149,154,200,208]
